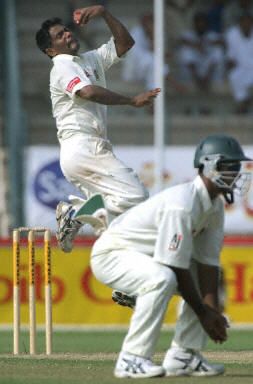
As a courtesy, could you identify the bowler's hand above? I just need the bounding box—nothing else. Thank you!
[199,304,229,344]
[131,88,161,108]
[73,5,105,26]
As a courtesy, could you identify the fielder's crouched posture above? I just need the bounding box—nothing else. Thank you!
[91,134,252,378]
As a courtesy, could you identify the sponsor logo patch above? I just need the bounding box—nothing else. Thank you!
[66,76,81,92]
[168,234,182,250]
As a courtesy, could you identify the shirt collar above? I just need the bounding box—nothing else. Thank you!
[52,54,80,63]
[194,175,219,212]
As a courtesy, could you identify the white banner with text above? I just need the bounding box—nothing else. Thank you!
[24,146,253,233]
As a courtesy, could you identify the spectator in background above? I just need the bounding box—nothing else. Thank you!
[223,0,253,28]
[122,13,186,95]
[166,0,198,47]
[122,13,168,91]
[166,1,226,39]
[176,11,225,92]
[225,13,253,114]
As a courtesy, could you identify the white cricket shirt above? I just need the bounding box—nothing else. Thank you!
[92,176,225,268]
[50,38,121,140]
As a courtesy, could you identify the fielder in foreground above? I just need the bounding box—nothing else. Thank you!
[91,134,252,378]
[35,4,160,252]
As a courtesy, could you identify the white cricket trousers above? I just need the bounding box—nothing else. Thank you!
[59,134,148,216]
[91,249,178,358]
[92,248,209,355]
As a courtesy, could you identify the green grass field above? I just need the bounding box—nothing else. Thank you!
[0,329,253,383]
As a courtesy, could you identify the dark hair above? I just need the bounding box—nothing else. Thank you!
[35,17,63,53]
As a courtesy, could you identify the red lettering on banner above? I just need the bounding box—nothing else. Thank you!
[34,264,65,304]
[0,263,65,304]
[81,267,112,304]
[226,263,248,303]
[0,276,12,303]
[66,77,81,92]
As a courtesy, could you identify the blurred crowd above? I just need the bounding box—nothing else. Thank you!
[121,0,253,114]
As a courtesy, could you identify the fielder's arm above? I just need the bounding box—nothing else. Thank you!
[169,266,228,343]
[77,85,161,107]
[73,5,134,56]
[197,262,220,310]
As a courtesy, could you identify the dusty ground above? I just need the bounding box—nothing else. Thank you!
[203,351,253,363]
[2,350,253,363]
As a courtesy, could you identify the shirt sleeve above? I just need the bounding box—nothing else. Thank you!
[95,37,122,71]
[193,203,224,266]
[56,60,92,99]
[153,209,193,269]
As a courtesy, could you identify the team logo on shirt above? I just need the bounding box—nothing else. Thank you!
[66,76,81,92]
[84,69,91,78]
[84,68,99,80]
[168,234,182,250]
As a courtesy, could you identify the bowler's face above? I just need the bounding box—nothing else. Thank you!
[47,24,80,57]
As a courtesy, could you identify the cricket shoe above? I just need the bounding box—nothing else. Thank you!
[163,347,225,376]
[114,351,165,378]
[56,201,82,253]
[112,290,136,309]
